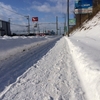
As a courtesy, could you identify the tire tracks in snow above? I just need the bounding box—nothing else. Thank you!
[0,37,60,95]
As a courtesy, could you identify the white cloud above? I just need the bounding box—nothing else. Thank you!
[0,2,28,32]
[31,0,75,14]
[33,3,51,13]
[0,2,14,20]
[0,2,28,22]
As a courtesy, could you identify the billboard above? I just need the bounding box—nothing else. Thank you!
[75,0,93,14]
[32,17,38,22]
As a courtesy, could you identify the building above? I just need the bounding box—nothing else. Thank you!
[0,20,11,36]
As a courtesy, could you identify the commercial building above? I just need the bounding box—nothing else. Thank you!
[0,20,11,36]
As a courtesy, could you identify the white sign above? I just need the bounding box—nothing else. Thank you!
[75,8,92,14]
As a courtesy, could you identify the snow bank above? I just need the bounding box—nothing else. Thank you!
[71,12,100,39]
[66,11,100,100]
[0,36,54,61]
[66,37,100,100]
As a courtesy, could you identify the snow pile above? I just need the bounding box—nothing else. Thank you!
[71,12,100,39]
[66,38,100,100]
[0,36,54,61]
[66,11,100,100]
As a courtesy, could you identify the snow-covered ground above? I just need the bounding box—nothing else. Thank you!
[67,11,100,100]
[0,36,85,100]
[0,36,61,93]
[0,11,100,100]
[0,36,58,61]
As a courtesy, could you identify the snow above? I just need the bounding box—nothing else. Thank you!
[0,36,85,100]
[0,11,100,100]
[66,11,100,100]
[0,36,56,61]
[0,35,61,94]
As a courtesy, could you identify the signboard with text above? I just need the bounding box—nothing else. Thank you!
[75,0,93,14]
[32,17,38,22]
[64,26,67,32]
[69,18,76,25]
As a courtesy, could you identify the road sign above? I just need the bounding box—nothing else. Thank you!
[75,0,93,14]
[69,18,76,25]
[64,26,67,32]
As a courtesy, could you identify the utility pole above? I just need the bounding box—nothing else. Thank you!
[64,14,66,35]
[38,23,40,33]
[8,18,11,35]
[25,16,30,35]
[67,0,69,37]
[60,27,61,35]
[45,27,46,33]
[56,16,58,35]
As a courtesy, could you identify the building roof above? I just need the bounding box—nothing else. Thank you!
[0,20,9,23]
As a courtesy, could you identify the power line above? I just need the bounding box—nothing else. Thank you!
[12,30,27,33]
[31,22,64,25]
[0,14,27,23]
[0,5,26,18]
[0,5,31,34]
[38,22,56,24]
[10,23,27,27]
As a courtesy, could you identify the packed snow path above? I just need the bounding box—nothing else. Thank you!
[0,37,85,100]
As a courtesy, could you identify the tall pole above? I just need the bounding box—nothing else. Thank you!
[37,23,40,33]
[8,18,11,35]
[60,27,61,35]
[64,14,66,28]
[27,16,30,34]
[25,16,30,34]
[64,14,66,35]
[56,16,58,35]
[67,0,69,37]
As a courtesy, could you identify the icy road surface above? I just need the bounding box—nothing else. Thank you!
[0,37,85,100]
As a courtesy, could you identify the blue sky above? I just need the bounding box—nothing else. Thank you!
[0,0,75,33]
